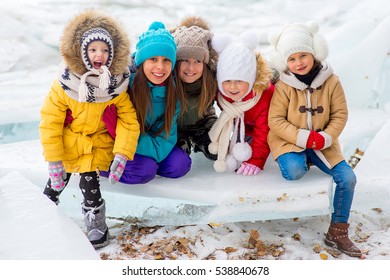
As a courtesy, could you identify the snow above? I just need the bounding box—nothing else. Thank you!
[0,0,390,275]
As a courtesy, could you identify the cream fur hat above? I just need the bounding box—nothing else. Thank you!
[268,21,328,72]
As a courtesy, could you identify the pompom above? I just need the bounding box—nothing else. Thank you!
[208,142,218,154]
[313,34,329,62]
[268,49,287,73]
[212,34,232,54]
[214,160,226,172]
[232,142,252,162]
[306,21,319,35]
[225,154,238,172]
[180,16,210,30]
[268,31,280,47]
[240,31,258,50]
[149,21,165,31]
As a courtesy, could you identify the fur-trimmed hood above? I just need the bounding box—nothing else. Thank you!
[253,52,273,94]
[60,9,130,76]
[171,16,218,72]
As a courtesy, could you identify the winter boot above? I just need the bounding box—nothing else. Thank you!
[192,129,217,161]
[82,200,109,249]
[325,222,362,257]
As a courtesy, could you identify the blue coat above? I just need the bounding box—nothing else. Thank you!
[130,74,180,163]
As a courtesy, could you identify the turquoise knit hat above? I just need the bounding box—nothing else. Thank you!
[135,21,177,69]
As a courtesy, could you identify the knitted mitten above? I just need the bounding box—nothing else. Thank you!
[109,154,127,184]
[48,161,67,191]
[236,162,261,176]
[306,131,325,150]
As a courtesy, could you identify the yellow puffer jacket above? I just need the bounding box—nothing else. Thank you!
[40,80,140,173]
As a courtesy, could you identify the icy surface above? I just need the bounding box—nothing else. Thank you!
[0,140,333,227]
[352,119,390,210]
[0,172,99,260]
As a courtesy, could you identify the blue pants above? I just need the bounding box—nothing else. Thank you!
[277,150,356,223]
[101,146,192,184]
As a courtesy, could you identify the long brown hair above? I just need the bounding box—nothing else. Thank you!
[131,64,184,138]
[175,61,217,117]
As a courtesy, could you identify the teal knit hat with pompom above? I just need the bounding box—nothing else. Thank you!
[135,21,177,69]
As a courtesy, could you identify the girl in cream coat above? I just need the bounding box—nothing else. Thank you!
[268,21,361,257]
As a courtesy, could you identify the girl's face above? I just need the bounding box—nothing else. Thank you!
[287,52,315,75]
[178,58,204,83]
[143,56,172,84]
[87,41,109,70]
[221,80,250,101]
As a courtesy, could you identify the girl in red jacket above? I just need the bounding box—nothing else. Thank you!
[208,31,274,175]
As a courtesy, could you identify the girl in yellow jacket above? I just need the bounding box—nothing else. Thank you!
[267,22,361,257]
[39,10,140,249]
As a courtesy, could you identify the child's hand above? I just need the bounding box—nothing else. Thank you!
[102,104,117,139]
[48,161,67,191]
[306,131,325,150]
[63,109,74,127]
[109,154,127,184]
[236,162,261,176]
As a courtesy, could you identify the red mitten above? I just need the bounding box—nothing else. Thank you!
[313,132,325,150]
[306,131,316,149]
[102,104,117,139]
[63,109,74,127]
[306,131,325,150]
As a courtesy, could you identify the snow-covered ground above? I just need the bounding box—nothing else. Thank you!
[1,0,390,278]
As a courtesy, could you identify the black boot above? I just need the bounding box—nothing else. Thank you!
[192,128,217,160]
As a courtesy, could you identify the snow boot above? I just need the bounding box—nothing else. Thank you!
[325,222,362,257]
[82,200,109,249]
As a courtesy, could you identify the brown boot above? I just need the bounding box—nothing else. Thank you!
[325,222,362,257]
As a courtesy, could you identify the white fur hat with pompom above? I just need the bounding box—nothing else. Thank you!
[212,31,258,97]
[268,21,328,72]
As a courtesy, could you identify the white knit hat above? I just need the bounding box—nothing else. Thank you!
[268,21,328,72]
[212,31,258,97]
[80,27,114,71]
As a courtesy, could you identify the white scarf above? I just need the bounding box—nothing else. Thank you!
[208,92,261,172]
[58,64,130,103]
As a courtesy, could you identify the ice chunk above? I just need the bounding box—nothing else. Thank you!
[0,172,99,260]
[353,119,390,211]
[0,140,334,227]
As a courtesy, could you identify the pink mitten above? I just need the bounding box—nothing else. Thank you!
[236,162,261,176]
[109,154,127,184]
[48,161,67,191]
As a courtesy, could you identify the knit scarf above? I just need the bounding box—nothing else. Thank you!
[208,92,261,172]
[58,63,130,103]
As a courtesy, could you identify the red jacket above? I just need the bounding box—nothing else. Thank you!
[218,84,275,169]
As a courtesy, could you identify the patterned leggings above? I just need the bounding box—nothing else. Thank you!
[43,171,103,207]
